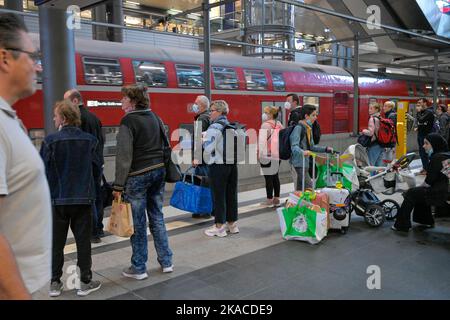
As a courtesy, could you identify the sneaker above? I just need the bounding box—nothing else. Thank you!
[226,222,239,234]
[77,280,101,297]
[162,265,174,273]
[49,281,63,297]
[122,266,148,280]
[260,199,273,207]
[204,225,227,237]
[272,198,281,207]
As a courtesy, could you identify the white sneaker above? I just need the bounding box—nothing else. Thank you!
[226,222,239,234]
[204,225,227,237]
[162,265,174,273]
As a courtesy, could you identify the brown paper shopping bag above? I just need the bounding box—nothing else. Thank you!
[107,198,134,237]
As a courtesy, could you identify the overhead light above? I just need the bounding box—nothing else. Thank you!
[139,66,164,70]
[167,9,183,15]
[324,28,330,33]
[227,43,231,46]
[217,29,222,32]
[125,1,140,5]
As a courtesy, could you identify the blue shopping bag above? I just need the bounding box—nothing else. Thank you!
[169,173,213,214]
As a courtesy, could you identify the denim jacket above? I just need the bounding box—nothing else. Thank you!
[40,126,101,205]
[290,122,327,168]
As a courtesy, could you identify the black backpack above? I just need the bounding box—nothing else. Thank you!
[278,125,296,160]
[217,121,247,164]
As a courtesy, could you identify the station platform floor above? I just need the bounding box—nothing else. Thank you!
[31,174,450,300]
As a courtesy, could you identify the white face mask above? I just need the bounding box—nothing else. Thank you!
[262,113,269,122]
[192,103,199,113]
[284,101,292,110]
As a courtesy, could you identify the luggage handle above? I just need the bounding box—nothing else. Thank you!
[302,152,316,192]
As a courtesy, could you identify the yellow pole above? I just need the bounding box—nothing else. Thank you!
[396,101,408,158]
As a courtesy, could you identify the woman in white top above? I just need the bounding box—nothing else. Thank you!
[259,106,284,207]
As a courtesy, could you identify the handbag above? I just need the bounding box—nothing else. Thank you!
[169,172,213,214]
[107,198,134,237]
[101,175,113,208]
[157,117,182,183]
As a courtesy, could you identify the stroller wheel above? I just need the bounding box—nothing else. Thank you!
[380,199,400,221]
[364,204,386,227]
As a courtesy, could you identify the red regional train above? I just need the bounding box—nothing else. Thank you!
[16,34,450,156]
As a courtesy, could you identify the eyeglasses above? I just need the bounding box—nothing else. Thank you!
[5,48,41,64]
[210,108,218,112]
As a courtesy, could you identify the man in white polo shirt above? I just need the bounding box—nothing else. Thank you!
[0,13,51,299]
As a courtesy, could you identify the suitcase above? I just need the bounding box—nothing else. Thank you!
[317,153,351,234]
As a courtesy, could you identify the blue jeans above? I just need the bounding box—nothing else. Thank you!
[367,143,384,166]
[124,168,173,273]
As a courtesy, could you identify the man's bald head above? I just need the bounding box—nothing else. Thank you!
[64,89,83,106]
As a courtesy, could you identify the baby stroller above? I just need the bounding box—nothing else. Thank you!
[343,145,416,226]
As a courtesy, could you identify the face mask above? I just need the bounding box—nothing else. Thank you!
[58,124,63,131]
[262,113,269,122]
[284,102,291,110]
[306,119,313,126]
[192,104,199,113]
[427,148,433,157]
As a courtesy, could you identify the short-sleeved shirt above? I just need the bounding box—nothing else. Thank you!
[0,97,52,294]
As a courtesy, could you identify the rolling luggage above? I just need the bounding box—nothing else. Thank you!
[317,153,351,234]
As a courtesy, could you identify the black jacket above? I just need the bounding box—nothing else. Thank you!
[113,110,164,191]
[424,152,450,206]
[79,105,104,165]
[417,108,435,136]
[193,110,211,162]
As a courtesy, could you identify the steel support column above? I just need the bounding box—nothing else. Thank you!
[203,0,211,100]
[109,0,123,42]
[39,6,76,135]
[353,37,359,136]
[92,3,108,41]
[433,49,438,108]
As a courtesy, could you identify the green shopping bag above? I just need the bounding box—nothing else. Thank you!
[315,163,356,191]
[277,200,328,245]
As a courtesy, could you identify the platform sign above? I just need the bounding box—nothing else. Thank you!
[396,101,408,158]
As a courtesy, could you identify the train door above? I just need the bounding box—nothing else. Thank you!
[333,91,350,133]
[261,101,286,126]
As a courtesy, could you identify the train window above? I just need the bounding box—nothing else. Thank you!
[407,82,414,96]
[244,69,268,90]
[83,57,123,85]
[302,67,324,74]
[133,61,167,87]
[212,67,238,90]
[415,83,424,96]
[176,64,204,88]
[304,96,320,113]
[271,72,285,91]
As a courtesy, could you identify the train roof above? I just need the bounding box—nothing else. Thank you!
[30,33,352,78]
